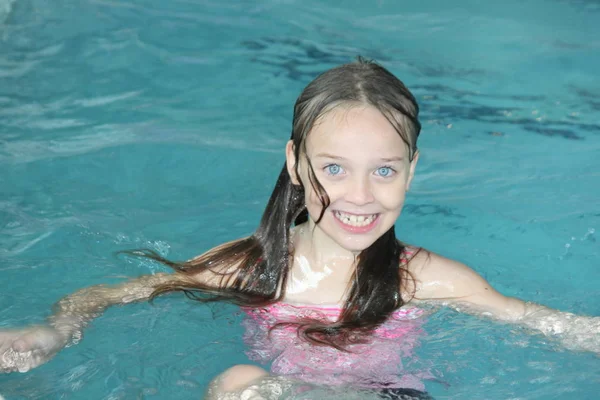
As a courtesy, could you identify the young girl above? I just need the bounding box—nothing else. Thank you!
[0,59,598,399]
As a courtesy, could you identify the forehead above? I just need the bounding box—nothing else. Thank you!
[305,105,408,158]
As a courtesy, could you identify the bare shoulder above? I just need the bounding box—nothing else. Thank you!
[403,248,527,319]
[404,248,497,301]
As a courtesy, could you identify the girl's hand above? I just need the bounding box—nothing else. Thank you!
[0,326,70,373]
[0,273,191,374]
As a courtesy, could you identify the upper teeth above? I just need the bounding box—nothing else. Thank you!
[334,211,376,227]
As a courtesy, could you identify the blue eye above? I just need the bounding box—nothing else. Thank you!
[376,167,394,177]
[325,164,343,175]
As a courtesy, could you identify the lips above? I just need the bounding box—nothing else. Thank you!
[333,211,377,226]
[332,210,380,233]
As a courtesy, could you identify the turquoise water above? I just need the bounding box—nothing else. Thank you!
[1,0,599,398]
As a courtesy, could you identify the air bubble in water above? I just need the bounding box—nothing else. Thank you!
[582,228,595,241]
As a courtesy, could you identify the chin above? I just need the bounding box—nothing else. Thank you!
[334,221,396,253]
[335,235,381,253]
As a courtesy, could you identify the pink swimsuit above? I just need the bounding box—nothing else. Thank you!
[242,302,430,390]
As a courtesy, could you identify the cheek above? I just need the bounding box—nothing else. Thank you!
[303,180,347,222]
[304,190,330,223]
[305,187,321,208]
[305,180,345,212]
[303,180,327,211]
[376,185,407,211]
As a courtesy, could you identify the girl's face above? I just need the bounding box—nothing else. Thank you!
[286,105,418,253]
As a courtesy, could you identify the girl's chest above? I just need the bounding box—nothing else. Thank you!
[284,255,355,305]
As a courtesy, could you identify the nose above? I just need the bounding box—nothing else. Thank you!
[345,175,374,205]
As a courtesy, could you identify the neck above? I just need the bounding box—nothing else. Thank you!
[293,219,357,269]
[286,220,358,304]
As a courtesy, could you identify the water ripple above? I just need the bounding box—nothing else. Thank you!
[0,0,15,24]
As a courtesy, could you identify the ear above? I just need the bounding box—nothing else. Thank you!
[406,150,419,191]
[285,140,301,185]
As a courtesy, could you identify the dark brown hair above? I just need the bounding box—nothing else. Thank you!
[133,57,422,349]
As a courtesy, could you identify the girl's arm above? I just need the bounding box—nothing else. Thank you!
[0,272,196,373]
[408,251,600,354]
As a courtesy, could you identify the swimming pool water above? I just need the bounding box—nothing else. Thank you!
[1,0,599,398]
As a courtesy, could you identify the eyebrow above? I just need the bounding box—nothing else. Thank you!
[313,153,346,160]
[313,153,404,162]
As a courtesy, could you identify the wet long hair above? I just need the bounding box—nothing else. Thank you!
[136,57,422,349]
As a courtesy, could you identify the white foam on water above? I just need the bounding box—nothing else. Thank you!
[207,375,390,400]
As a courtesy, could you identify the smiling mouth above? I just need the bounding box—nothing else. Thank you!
[333,211,379,227]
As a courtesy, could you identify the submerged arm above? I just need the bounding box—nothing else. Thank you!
[409,251,600,354]
[517,302,599,353]
[0,272,195,373]
[49,273,191,344]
